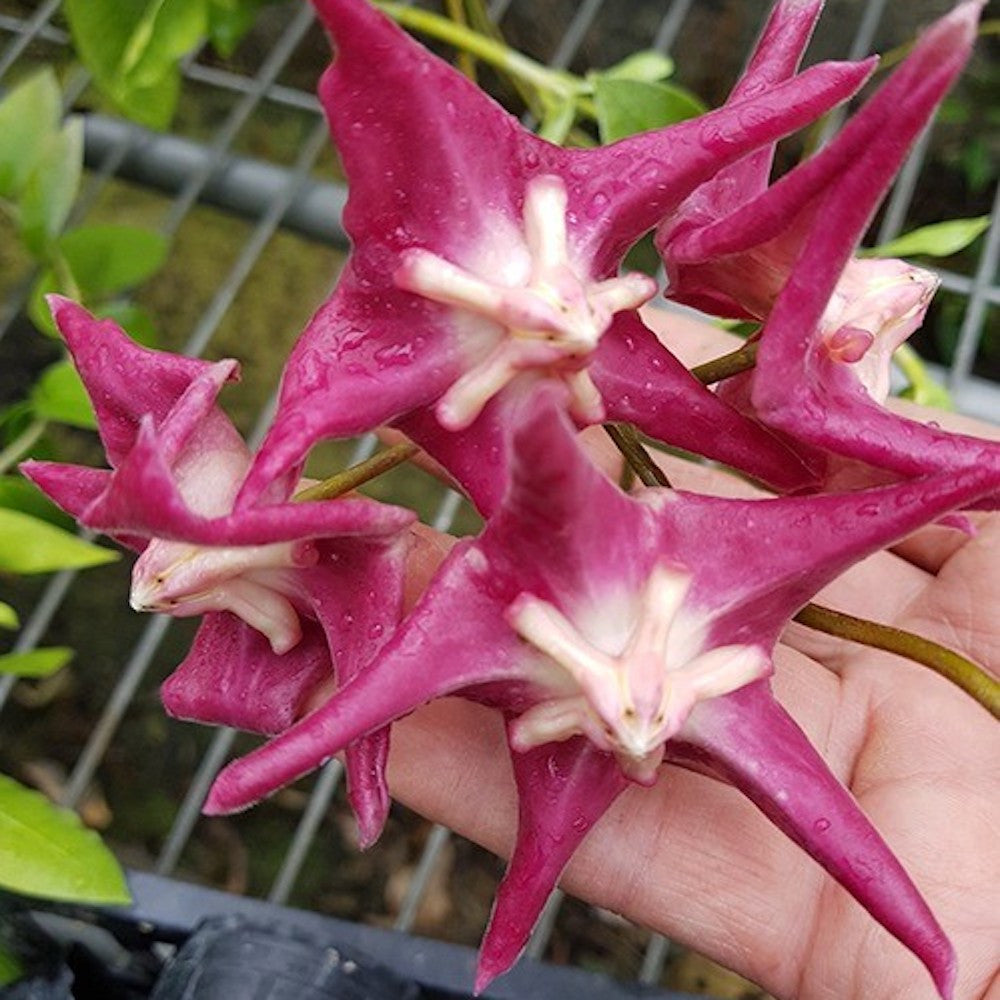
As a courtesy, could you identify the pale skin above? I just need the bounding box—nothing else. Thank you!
[382,309,1000,1000]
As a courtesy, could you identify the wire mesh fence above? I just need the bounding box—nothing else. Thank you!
[0,1,996,996]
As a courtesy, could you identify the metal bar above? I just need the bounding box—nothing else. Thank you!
[640,933,673,985]
[61,616,175,809]
[524,888,563,959]
[949,183,1000,392]
[155,727,239,876]
[159,3,317,238]
[180,117,331,358]
[653,0,694,54]
[81,114,348,247]
[0,0,60,81]
[549,0,605,69]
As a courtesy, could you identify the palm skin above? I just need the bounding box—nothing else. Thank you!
[382,312,1000,1000]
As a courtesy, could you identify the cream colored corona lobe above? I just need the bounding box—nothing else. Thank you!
[507,564,771,783]
[130,537,317,654]
[820,258,939,403]
[393,174,658,430]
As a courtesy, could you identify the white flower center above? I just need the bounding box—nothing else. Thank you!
[130,538,318,654]
[507,565,770,784]
[821,258,938,403]
[394,174,657,430]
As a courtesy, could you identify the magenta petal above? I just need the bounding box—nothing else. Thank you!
[342,730,391,851]
[204,542,529,815]
[566,55,874,273]
[663,2,979,316]
[711,0,824,198]
[20,461,111,522]
[20,461,149,552]
[393,398,510,517]
[312,0,544,255]
[676,685,956,1000]
[162,613,332,734]
[80,417,414,544]
[757,358,1000,495]
[48,297,237,467]
[475,734,628,993]
[657,465,1000,647]
[303,537,409,848]
[593,312,819,492]
[238,277,465,508]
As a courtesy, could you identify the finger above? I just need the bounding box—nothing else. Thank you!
[780,548,931,669]
[897,513,1000,681]
[385,649,850,1000]
[639,304,744,367]
[881,399,1000,573]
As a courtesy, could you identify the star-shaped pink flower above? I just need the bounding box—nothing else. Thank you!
[658,1,998,503]
[206,386,996,995]
[232,0,877,514]
[22,298,414,844]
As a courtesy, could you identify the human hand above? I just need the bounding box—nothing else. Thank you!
[385,310,1000,1000]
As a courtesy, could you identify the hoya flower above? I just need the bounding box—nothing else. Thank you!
[206,386,997,995]
[22,298,414,843]
[658,2,1000,501]
[231,0,878,514]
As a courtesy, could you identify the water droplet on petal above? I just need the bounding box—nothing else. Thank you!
[585,192,609,219]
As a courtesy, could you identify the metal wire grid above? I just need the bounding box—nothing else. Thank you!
[0,0,997,993]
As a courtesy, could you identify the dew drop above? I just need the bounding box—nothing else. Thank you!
[368,623,385,640]
[813,818,830,833]
[585,192,609,219]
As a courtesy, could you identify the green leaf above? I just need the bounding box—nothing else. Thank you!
[536,97,577,144]
[865,217,991,259]
[593,78,707,144]
[208,0,271,56]
[0,602,18,630]
[0,943,24,989]
[94,301,160,347]
[0,509,117,574]
[599,50,674,84]
[0,475,74,531]
[30,360,97,430]
[0,774,130,904]
[0,648,73,677]
[58,225,169,299]
[0,68,62,200]
[27,269,61,337]
[17,118,84,256]
[65,0,208,129]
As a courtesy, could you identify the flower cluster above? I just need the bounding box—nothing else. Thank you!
[23,0,997,997]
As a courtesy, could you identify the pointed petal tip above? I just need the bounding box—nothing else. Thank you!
[203,766,252,816]
[473,956,505,997]
[45,292,77,321]
[931,945,957,1000]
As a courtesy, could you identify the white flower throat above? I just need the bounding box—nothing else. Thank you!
[394,174,657,429]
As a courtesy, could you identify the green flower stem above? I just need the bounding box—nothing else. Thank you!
[604,423,671,488]
[293,442,419,502]
[443,0,477,80]
[794,601,1000,720]
[0,419,46,476]
[691,339,759,385]
[375,3,595,117]
[50,248,81,302]
[893,343,953,409]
